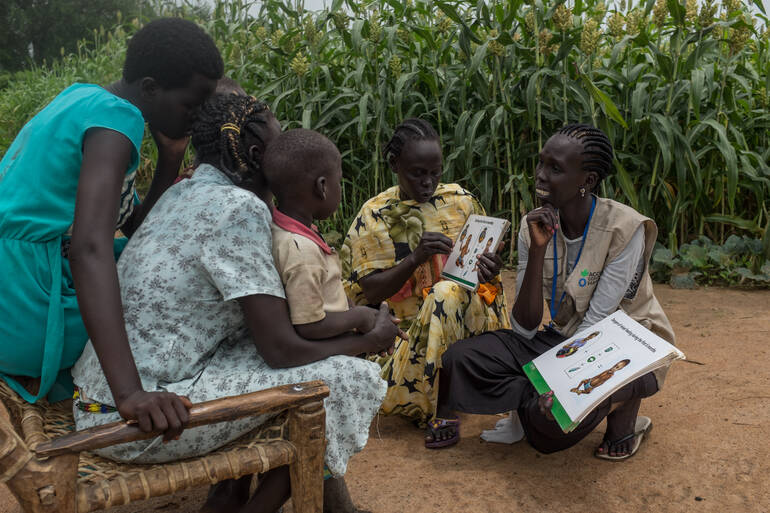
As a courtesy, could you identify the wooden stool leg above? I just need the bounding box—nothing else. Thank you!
[0,417,78,513]
[288,400,326,513]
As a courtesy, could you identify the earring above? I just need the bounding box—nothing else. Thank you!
[579,187,586,198]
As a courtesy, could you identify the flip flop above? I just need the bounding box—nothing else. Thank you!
[595,416,652,461]
[425,417,460,449]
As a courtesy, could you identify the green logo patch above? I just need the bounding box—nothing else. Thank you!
[581,269,589,277]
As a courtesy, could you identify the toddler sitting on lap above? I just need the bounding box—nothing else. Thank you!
[263,129,401,344]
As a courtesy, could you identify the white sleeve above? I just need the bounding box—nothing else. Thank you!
[510,228,538,339]
[576,225,645,333]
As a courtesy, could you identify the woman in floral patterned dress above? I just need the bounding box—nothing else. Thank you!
[72,94,398,513]
[340,118,510,427]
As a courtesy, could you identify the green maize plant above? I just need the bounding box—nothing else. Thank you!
[1,0,768,274]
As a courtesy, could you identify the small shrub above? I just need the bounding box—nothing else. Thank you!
[652,235,770,288]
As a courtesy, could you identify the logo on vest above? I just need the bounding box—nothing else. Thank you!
[578,269,601,287]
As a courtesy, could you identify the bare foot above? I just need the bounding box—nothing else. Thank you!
[596,397,642,458]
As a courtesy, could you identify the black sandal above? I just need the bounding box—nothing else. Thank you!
[425,417,460,449]
[595,416,652,461]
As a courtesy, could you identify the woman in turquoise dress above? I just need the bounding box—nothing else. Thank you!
[0,18,222,420]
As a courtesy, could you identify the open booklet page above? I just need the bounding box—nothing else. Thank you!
[523,310,685,433]
[440,214,510,291]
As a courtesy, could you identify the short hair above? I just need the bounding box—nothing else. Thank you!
[191,93,273,186]
[262,129,340,195]
[215,77,246,96]
[123,18,223,89]
[383,118,439,164]
[557,123,614,183]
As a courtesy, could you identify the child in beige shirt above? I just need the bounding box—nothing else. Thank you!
[264,128,402,343]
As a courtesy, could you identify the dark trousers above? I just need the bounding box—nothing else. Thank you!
[440,329,658,454]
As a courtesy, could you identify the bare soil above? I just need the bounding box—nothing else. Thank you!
[3,274,769,513]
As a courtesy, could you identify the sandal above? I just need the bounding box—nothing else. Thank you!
[425,417,460,449]
[595,416,652,461]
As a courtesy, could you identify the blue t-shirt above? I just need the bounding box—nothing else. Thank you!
[0,83,145,240]
[0,83,145,403]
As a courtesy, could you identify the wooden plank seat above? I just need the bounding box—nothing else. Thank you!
[0,378,329,512]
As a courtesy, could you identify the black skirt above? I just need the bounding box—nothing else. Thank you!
[440,328,565,415]
[440,328,657,454]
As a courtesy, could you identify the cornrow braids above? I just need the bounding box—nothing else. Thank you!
[383,118,439,165]
[191,93,271,186]
[557,123,614,184]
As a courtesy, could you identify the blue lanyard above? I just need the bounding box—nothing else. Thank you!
[549,196,596,326]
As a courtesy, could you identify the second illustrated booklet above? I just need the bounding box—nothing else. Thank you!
[440,214,510,291]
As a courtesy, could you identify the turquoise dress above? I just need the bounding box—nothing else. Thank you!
[0,84,145,403]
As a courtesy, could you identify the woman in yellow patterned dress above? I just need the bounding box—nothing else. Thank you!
[340,118,510,426]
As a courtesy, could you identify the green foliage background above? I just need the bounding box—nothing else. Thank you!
[0,0,147,74]
[0,0,768,285]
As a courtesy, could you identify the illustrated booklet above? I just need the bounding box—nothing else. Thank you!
[440,214,510,291]
[523,310,685,433]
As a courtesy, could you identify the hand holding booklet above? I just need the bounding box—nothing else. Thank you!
[523,310,685,433]
[440,214,510,291]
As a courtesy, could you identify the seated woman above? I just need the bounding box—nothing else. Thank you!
[72,94,399,513]
[429,123,676,459]
[340,118,510,426]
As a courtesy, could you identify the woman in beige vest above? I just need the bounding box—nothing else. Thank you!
[425,123,675,460]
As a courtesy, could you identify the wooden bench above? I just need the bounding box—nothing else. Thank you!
[0,379,329,512]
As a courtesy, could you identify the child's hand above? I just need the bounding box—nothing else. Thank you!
[411,231,453,265]
[117,390,193,442]
[525,205,559,249]
[356,305,407,347]
[353,305,378,334]
[365,302,403,354]
[376,314,407,357]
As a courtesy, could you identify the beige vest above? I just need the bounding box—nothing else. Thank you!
[520,197,676,386]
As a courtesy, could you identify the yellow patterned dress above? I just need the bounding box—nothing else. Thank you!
[340,184,511,425]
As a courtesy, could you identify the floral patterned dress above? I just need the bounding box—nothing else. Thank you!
[340,184,510,425]
[71,164,386,477]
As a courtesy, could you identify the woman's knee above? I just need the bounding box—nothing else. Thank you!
[520,395,611,455]
[428,280,464,301]
[323,356,385,392]
[635,372,659,398]
[613,372,659,402]
[441,330,512,370]
[440,336,476,370]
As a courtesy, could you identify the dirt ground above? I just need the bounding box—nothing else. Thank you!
[2,273,769,513]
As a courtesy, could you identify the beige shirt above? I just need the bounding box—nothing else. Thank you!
[271,223,349,325]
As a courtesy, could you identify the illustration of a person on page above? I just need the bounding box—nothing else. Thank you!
[556,331,601,358]
[570,359,630,395]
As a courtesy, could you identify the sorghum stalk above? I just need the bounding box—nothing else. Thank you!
[534,7,542,149]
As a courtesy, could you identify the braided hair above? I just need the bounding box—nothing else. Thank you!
[191,94,272,187]
[383,118,439,165]
[557,123,614,186]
